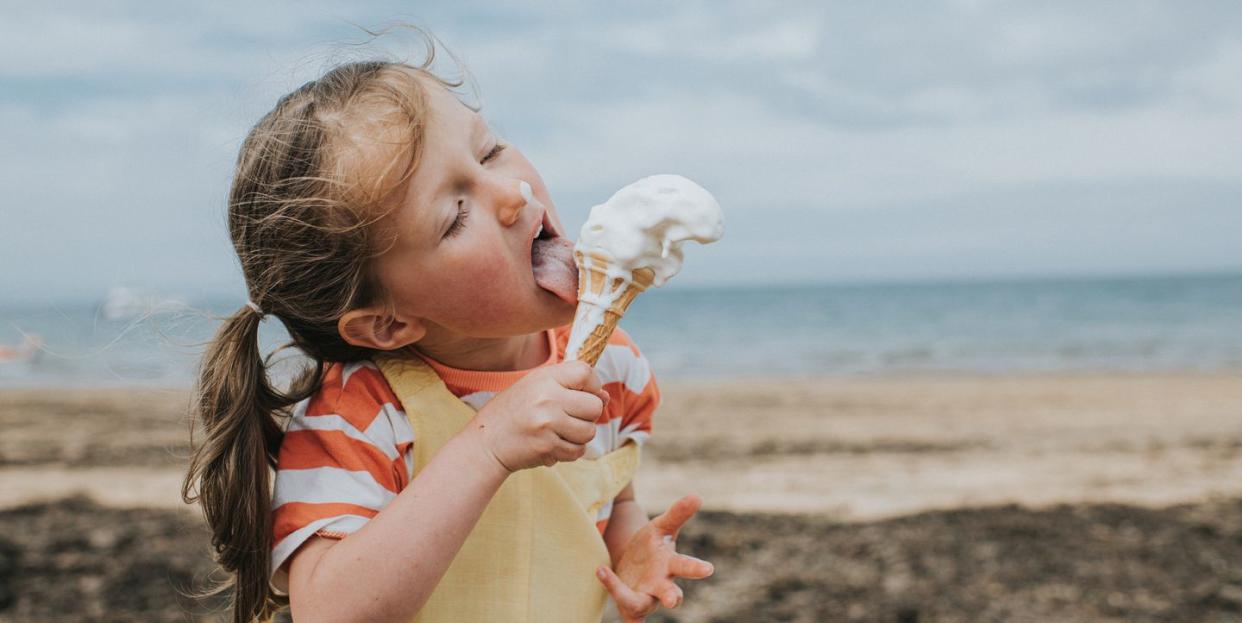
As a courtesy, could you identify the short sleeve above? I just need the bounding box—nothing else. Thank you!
[269,360,414,591]
[592,327,659,449]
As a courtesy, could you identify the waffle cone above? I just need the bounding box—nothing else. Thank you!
[569,251,655,366]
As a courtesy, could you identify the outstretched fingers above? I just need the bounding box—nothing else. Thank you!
[657,582,684,609]
[597,565,653,618]
[669,554,715,580]
[651,493,703,538]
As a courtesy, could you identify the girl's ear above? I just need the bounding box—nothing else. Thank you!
[337,306,427,351]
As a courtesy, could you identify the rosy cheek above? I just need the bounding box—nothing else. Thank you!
[443,256,513,309]
[463,246,508,274]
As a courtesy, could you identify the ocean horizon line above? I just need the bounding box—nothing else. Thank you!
[6,266,1242,309]
[666,266,1242,294]
[2,270,1240,386]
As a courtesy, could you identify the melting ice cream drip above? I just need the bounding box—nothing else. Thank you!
[563,250,645,362]
[565,253,635,361]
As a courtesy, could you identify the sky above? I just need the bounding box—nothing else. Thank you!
[3,0,1241,304]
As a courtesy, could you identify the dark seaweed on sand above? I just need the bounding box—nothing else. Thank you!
[3,496,1242,622]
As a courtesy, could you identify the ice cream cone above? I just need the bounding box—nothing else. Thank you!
[567,251,656,366]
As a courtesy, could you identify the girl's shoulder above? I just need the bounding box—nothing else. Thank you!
[272,360,413,588]
[280,359,413,485]
[298,360,404,429]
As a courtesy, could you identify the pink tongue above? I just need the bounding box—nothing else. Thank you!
[532,237,579,305]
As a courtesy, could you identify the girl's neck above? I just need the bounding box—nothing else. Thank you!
[412,330,551,372]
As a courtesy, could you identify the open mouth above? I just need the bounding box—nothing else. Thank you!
[530,212,579,305]
[534,219,553,242]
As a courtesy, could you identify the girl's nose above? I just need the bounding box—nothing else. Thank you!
[492,178,528,227]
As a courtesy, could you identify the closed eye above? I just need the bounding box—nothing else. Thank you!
[482,142,507,164]
[443,200,469,239]
[442,143,504,240]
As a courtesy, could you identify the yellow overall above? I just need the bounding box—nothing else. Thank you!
[374,353,640,623]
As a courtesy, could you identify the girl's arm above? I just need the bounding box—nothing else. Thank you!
[287,426,506,622]
[286,362,608,623]
[603,482,648,566]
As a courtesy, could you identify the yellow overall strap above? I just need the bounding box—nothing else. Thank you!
[374,353,639,623]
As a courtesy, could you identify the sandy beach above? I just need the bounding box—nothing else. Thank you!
[2,372,1240,621]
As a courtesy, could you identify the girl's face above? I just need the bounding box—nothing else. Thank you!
[369,77,577,341]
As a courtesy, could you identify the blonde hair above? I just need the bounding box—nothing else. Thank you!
[182,33,466,621]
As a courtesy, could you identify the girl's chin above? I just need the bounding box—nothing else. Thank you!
[535,302,576,330]
[525,296,576,329]
[456,292,576,337]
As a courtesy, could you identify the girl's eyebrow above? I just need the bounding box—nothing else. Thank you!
[471,114,486,141]
[426,115,488,203]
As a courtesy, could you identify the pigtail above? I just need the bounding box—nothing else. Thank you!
[182,307,318,622]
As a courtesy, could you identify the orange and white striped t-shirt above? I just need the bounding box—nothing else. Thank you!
[269,326,658,583]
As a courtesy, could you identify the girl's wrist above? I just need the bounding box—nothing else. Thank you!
[455,419,513,482]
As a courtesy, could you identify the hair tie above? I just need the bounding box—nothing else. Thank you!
[245,300,265,316]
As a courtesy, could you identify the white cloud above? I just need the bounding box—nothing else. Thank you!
[596,12,821,62]
[1172,39,1242,110]
[2,1,1241,302]
[523,83,1242,213]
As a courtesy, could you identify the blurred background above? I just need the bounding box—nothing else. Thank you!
[1,1,1240,621]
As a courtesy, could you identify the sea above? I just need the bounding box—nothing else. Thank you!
[2,272,1240,388]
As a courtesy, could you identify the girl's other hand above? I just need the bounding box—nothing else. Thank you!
[470,361,610,472]
[596,494,715,623]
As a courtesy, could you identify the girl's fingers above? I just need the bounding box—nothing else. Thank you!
[651,494,703,538]
[669,554,715,579]
[563,390,606,423]
[658,582,684,610]
[579,367,605,398]
[551,360,594,390]
[554,414,598,445]
[552,440,587,462]
[596,565,653,616]
[552,361,608,407]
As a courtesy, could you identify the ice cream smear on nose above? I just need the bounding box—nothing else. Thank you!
[566,174,724,365]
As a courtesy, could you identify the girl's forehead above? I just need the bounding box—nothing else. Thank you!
[422,97,490,156]
[419,76,474,118]
[401,67,484,131]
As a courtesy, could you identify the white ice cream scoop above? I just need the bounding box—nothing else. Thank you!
[575,174,724,286]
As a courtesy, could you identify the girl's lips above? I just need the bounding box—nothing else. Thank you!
[523,189,576,304]
[542,209,565,238]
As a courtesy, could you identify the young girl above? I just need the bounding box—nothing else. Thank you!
[182,42,714,623]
